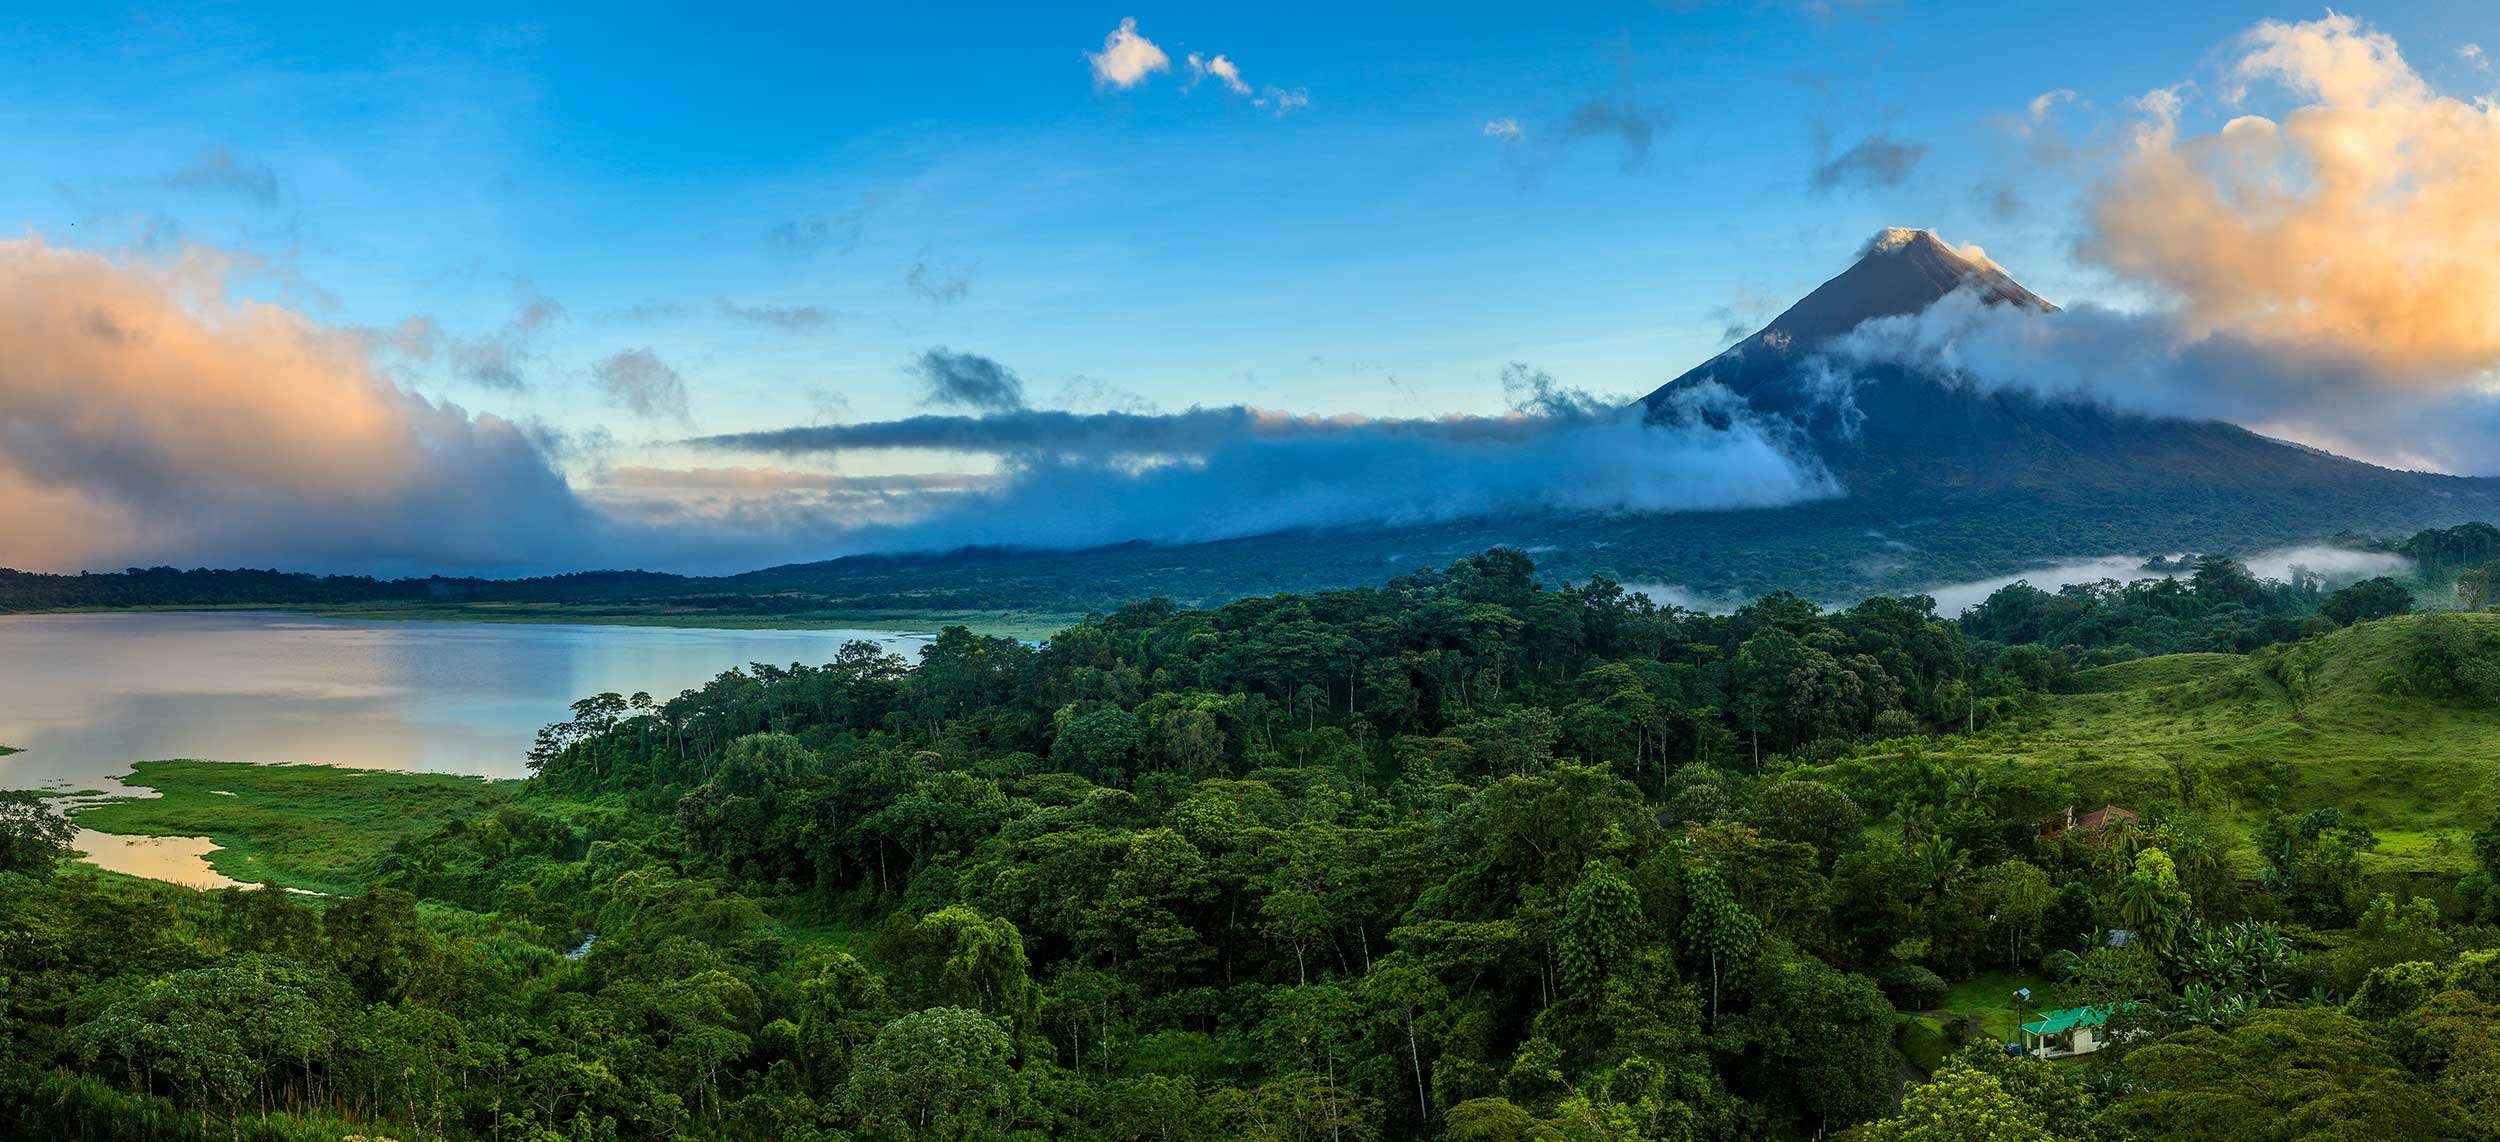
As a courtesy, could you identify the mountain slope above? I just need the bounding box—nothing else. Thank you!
[1646,227,2055,418]
[399,231,2500,613]
[1640,227,2479,503]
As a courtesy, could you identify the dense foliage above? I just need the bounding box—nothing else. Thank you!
[5,544,2500,1140]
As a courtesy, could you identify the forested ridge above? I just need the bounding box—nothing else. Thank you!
[8,517,2499,626]
[8,533,2500,1140]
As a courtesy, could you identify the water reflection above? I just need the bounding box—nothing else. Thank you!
[0,612,931,882]
[72,828,250,889]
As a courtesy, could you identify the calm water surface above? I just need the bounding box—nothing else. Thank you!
[0,611,930,884]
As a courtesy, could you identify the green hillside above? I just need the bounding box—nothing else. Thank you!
[1868,612,2500,874]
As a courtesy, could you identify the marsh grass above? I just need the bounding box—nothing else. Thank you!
[74,759,518,894]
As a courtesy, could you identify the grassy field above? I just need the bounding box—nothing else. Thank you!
[1937,970,2056,1045]
[1894,1015,1963,1076]
[1851,613,2500,875]
[73,760,518,894]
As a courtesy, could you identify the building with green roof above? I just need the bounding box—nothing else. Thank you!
[2018,1002,2137,1058]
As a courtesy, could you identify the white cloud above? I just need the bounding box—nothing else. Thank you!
[2014,88,2081,138]
[696,381,1840,553]
[1255,86,1311,115]
[2026,88,2077,122]
[1483,117,1525,143]
[2464,43,2489,70]
[1087,17,1169,90]
[1110,26,1305,114]
[1187,52,1251,95]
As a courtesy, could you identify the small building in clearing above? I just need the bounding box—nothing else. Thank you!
[2020,1003,2134,1058]
[2038,803,2141,839]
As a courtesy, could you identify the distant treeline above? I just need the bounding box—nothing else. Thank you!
[0,565,696,610]
[6,523,2499,624]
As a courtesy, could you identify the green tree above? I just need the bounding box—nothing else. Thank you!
[217,883,326,960]
[1727,944,1896,1135]
[1975,859,2053,970]
[880,905,1040,1041]
[2258,808,2376,922]
[0,790,73,876]
[323,887,439,1002]
[1053,706,1146,785]
[2116,848,2191,954]
[2322,577,2414,625]
[2327,894,2454,994]
[1557,859,1643,994]
[847,1006,1018,1140]
[1738,779,1863,868]
[2105,1007,2475,1140]
[70,954,346,1127]
[2174,920,2297,1006]
[1680,860,1759,1025]
[1863,1057,2054,1141]
[2457,561,2500,610]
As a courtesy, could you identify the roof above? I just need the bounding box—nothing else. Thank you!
[2073,804,2141,831]
[2022,1003,2133,1036]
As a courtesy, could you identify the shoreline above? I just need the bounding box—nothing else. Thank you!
[68,759,517,894]
[0,601,1078,639]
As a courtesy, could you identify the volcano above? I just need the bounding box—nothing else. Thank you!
[1637,227,2455,502]
[701,227,2500,613]
[277,228,2500,618]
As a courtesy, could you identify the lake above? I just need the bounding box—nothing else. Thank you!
[0,611,931,885]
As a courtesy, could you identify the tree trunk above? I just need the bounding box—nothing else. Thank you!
[1405,1009,1429,1121]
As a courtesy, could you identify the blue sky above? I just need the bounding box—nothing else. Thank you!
[4,3,2499,572]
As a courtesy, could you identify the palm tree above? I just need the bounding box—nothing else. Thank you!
[2117,848,2192,953]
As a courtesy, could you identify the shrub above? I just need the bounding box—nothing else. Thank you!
[1878,963,1950,1010]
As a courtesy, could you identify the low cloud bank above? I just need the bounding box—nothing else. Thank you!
[1622,583,1749,615]
[1915,545,2411,617]
[0,240,1836,575]
[698,378,1839,553]
[1824,289,2500,476]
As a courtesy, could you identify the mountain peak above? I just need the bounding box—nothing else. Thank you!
[1838,227,2047,312]
[1641,227,2055,415]
[1857,226,1951,258]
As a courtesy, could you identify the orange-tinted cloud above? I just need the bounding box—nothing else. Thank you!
[2086,12,2500,381]
[0,237,599,572]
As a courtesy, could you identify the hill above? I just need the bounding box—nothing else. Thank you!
[1848,611,2500,877]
